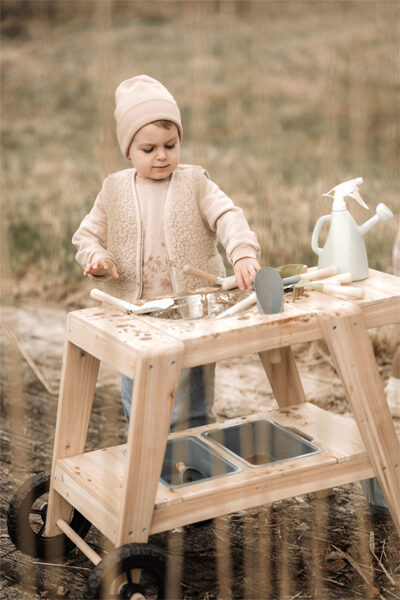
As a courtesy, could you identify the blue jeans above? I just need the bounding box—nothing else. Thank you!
[361,478,389,514]
[121,364,216,432]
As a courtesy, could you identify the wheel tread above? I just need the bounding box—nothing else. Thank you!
[7,471,91,560]
[86,543,167,599]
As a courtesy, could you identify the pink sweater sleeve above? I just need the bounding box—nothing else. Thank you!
[199,174,260,265]
[72,191,117,272]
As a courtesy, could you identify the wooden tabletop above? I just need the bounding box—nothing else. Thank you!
[67,269,399,374]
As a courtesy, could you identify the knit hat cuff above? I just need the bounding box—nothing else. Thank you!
[116,98,183,158]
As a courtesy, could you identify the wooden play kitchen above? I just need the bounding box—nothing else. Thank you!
[8,268,400,598]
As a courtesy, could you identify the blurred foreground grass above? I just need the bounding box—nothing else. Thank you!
[1,0,399,302]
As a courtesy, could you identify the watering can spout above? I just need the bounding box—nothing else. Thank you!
[357,203,393,236]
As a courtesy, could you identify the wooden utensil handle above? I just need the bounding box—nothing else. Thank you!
[303,265,338,281]
[215,292,257,319]
[322,284,365,298]
[183,264,218,284]
[328,272,353,284]
[90,288,133,313]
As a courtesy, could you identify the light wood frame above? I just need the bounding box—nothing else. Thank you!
[45,269,400,550]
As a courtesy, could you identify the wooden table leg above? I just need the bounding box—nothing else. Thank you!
[259,346,307,408]
[45,338,100,536]
[115,341,184,546]
[259,347,335,498]
[318,304,400,533]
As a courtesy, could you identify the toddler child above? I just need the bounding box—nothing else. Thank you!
[72,74,260,431]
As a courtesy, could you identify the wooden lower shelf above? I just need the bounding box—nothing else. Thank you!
[53,403,374,545]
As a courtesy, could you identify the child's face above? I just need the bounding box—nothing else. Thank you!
[128,123,180,180]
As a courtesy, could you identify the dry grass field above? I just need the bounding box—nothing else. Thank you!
[1,0,399,301]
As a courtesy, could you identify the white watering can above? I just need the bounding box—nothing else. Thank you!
[311,178,394,281]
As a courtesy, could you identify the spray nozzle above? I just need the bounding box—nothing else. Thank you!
[323,177,368,210]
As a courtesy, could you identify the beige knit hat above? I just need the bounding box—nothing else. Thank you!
[114,74,183,158]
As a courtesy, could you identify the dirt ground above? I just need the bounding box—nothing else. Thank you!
[1,303,399,599]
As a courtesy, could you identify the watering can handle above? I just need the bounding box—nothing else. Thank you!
[311,214,331,256]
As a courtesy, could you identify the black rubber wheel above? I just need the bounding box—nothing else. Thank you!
[86,543,168,599]
[7,470,91,560]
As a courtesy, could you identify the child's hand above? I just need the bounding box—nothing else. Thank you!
[234,257,260,290]
[84,259,119,279]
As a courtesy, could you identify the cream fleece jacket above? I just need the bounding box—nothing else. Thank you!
[72,164,260,300]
